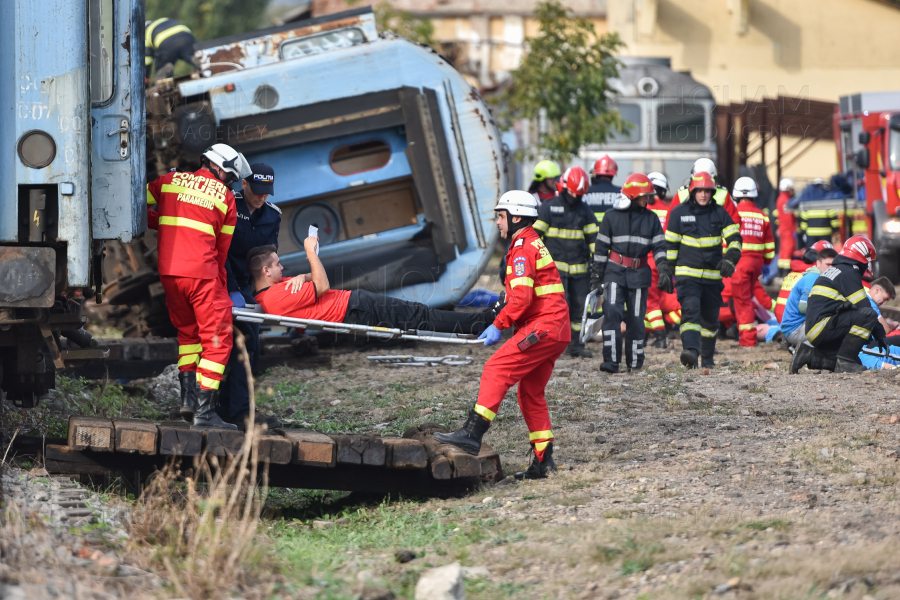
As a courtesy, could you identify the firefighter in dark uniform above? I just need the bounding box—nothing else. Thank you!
[145,18,201,82]
[665,172,743,369]
[668,158,740,225]
[791,235,888,374]
[534,166,599,358]
[220,163,282,429]
[799,201,840,248]
[591,173,670,373]
[583,154,621,224]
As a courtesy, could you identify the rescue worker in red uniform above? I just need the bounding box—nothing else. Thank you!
[774,240,834,322]
[666,158,740,228]
[731,177,775,347]
[774,178,796,275]
[147,143,249,430]
[435,191,570,480]
[644,172,671,348]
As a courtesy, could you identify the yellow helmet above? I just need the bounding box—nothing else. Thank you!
[533,160,561,182]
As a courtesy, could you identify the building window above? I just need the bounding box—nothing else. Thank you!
[609,103,642,143]
[330,140,391,176]
[657,102,707,144]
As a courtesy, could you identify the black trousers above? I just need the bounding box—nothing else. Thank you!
[600,281,648,369]
[218,319,259,420]
[806,305,879,362]
[559,273,591,345]
[344,289,488,335]
[676,278,723,361]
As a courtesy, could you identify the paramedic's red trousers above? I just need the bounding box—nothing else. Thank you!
[731,254,764,347]
[474,331,568,462]
[161,275,233,390]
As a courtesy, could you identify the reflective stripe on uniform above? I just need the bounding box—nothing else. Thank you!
[509,276,534,288]
[555,261,588,275]
[474,404,496,421]
[680,235,721,248]
[147,188,157,205]
[680,323,701,333]
[612,235,652,244]
[147,20,191,50]
[535,255,554,269]
[158,216,215,236]
[666,249,679,261]
[545,228,584,240]
[533,220,549,234]
[529,430,553,441]
[809,285,844,302]
[738,323,756,331]
[535,284,565,295]
[701,328,717,338]
[743,243,768,251]
[198,358,226,375]
[178,354,199,367]
[849,325,871,339]
[221,225,235,235]
[178,343,203,354]
[739,211,770,222]
[583,223,599,234]
[570,321,583,331]
[722,223,740,237]
[806,317,831,342]
[665,230,682,243]
[197,374,221,390]
[674,266,721,280]
[804,226,835,236]
[847,289,867,304]
[161,183,228,215]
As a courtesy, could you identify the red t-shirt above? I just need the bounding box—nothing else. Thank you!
[254,277,351,324]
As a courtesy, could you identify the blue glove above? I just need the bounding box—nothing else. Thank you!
[478,324,502,346]
[229,292,246,308]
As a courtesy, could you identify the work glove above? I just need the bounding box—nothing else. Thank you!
[590,263,606,292]
[836,300,857,313]
[478,324,503,346]
[717,259,736,278]
[656,262,675,294]
[877,337,890,356]
[229,292,246,308]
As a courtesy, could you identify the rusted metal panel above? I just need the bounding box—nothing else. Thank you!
[0,247,56,308]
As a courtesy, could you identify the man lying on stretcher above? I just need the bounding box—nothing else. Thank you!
[247,238,493,335]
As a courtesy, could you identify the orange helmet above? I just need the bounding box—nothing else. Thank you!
[621,173,654,200]
[592,155,618,178]
[556,166,589,196]
[689,172,716,196]
[839,235,876,266]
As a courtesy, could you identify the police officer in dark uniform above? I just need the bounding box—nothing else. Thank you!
[219,163,282,429]
[583,155,621,225]
[145,18,201,82]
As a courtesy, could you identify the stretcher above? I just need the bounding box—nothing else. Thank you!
[859,346,900,363]
[232,305,483,345]
[367,355,474,367]
[580,290,604,344]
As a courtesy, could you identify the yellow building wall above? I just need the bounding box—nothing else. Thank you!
[607,0,900,184]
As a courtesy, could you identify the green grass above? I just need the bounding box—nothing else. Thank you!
[591,534,662,575]
[742,518,791,531]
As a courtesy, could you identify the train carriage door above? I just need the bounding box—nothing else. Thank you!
[89,0,146,243]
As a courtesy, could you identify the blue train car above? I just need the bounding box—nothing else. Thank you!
[145,7,506,308]
[0,0,145,405]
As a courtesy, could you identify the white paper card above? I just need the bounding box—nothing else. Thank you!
[308,225,319,255]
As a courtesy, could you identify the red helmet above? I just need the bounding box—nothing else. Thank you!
[839,235,876,266]
[592,155,618,178]
[621,173,654,200]
[811,240,834,253]
[689,172,716,195]
[556,166,589,196]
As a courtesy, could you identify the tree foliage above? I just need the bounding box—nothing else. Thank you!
[500,0,625,161]
[145,0,271,41]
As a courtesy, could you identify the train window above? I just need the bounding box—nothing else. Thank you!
[330,140,391,175]
[89,0,114,104]
[657,102,707,144]
[609,103,642,143]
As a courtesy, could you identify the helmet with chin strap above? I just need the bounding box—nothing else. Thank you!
[732,176,758,199]
[614,173,654,210]
[495,190,539,237]
[688,172,716,201]
[202,143,251,184]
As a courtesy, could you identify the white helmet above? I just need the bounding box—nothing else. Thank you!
[811,178,826,186]
[202,143,251,183]
[732,176,758,199]
[648,172,668,193]
[495,190,539,217]
[691,157,717,180]
[778,177,795,192]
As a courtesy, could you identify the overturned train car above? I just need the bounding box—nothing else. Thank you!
[108,7,505,334]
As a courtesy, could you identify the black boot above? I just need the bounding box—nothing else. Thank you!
[648,330,668,349]
[515,442,558,480]
[700,336,716,368]
[225,411,281,431]
[790,342,817,374]
[598,361,619,373]
[433,409,491,455]
[680,348,698,368]
[567,341,593,358]
[179,371,198,422]
[192,388,238,430]
[834,357,867,373]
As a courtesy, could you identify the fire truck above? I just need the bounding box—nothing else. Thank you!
[834,91,900,281]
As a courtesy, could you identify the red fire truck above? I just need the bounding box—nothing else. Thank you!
[834,91,900,280]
